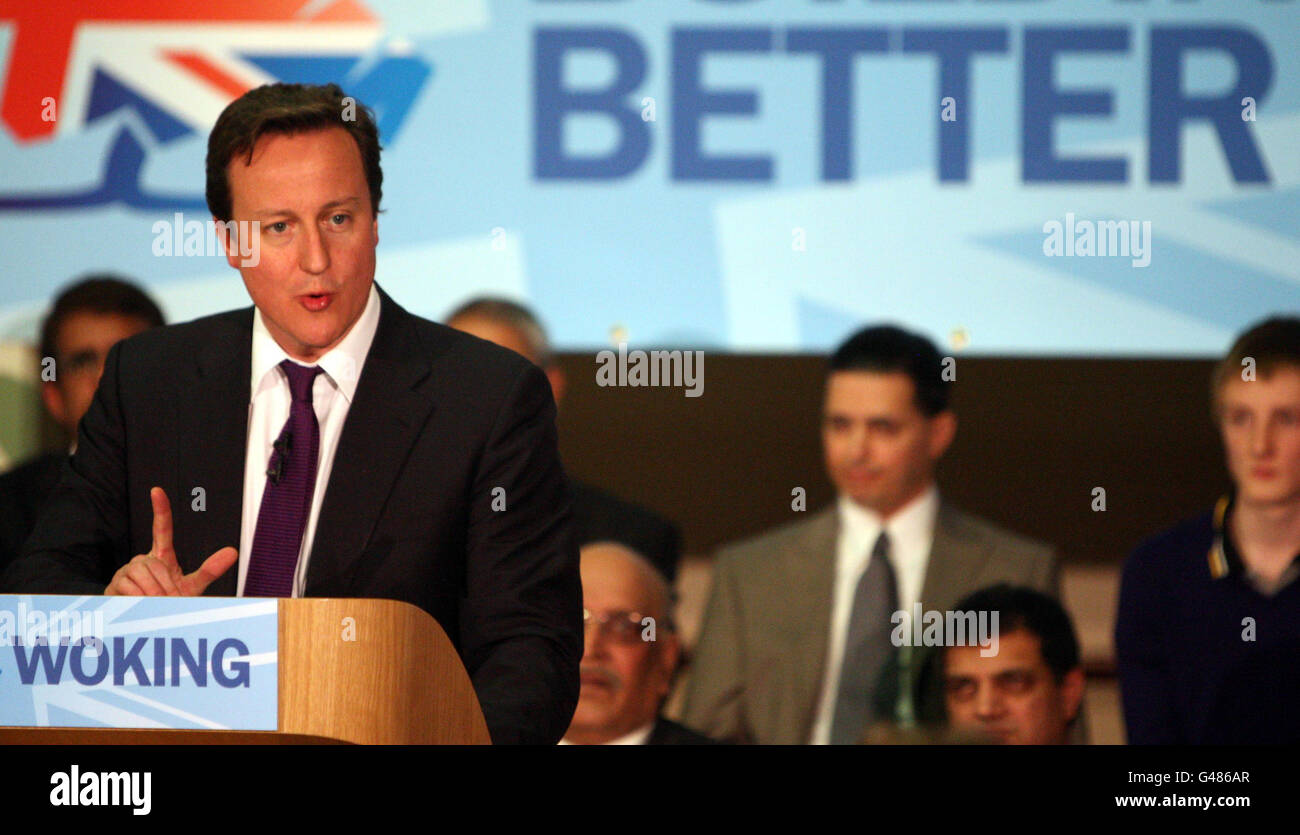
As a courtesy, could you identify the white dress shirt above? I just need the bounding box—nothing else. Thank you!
[237,284,381,597]
[558,723,654,745]
[809,485,940,745]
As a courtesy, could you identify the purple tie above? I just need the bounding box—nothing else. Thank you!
[244,360,322,597]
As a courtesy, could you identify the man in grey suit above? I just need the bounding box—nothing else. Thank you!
[680,325,1058,744]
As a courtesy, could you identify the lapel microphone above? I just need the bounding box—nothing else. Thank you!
[267,432,293,485]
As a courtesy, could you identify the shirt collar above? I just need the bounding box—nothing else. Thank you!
[250,283,381,403]
[838,484,940,551]
[558,722,655,746]
[1208,494,1234,580]
[1210,491,1300,591]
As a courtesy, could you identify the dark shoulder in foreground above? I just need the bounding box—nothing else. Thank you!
[122,305,253,354]
[97,305,253,387]
[385,295,543,391]
[0,452,67,571]
[0,451,65,497]
[143,290,544,394]
[1125,510,1215,575]
[648,717,721,745]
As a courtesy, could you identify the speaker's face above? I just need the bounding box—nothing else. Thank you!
[225,126,378,364]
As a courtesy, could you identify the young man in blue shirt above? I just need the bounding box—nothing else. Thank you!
[1117,317,1300,744]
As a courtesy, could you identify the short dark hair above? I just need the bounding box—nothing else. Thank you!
[206,83,382,222]
[39,275,165,363]
[828,325,951,416]
[1211,316,1300,413]
[946,584,1080,682]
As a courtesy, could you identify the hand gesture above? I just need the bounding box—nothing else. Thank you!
[104,487,237,596]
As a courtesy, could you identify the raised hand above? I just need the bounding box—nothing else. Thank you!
[104,487,238,596]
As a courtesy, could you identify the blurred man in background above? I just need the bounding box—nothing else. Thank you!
[1118,316,1300,744]
[447,297,683,581]
[941,584,1084,745]
[0,275,163,572]
[682,324,1058,744]
[563,541,714,744]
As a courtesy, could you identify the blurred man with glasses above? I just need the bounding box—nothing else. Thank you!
[562,541,715,744]
[0,276,163,573]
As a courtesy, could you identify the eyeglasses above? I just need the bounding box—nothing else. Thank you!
[583,608,658,645]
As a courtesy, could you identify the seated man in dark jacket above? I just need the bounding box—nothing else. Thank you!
[0,276,163,574]
[562,542,715,745]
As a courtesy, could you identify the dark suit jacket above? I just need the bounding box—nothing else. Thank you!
[647,716,718,745]
[0,285,582,745]
[0,452,66,576]
[571,481,682,582]
[680,502,1059,744]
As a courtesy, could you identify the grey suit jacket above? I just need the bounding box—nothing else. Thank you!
[680,501,1059,744]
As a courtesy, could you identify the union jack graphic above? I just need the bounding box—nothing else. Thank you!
[0,0,431,209]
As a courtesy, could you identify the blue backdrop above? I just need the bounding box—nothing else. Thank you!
[0,0,1295,356]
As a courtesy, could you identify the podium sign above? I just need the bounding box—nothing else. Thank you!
[0,596,277,731]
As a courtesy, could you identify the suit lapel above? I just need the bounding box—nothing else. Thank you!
[919,502,992,610]
[783,506,838,742]
[303,288,437,596]
[178,310,253,596]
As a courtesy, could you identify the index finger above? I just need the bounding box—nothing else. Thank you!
[150,487,177,567]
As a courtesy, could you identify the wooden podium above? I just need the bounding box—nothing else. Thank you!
[0,598,492,745]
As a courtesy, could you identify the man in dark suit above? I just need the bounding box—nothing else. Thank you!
[1,83,581,745]
[446,297,683,581]
[562,542,715,744]
[0,276,163,574]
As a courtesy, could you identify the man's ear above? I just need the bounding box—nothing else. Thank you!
[214,217,242,270]
[654,632,681,698]
[929,410,957,460]
[1060,667,1086,723]
[41,381,68,428]
[546,365,567,410]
